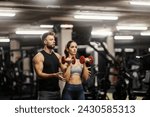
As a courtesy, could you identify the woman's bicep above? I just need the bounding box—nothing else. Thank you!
[82,65,90,80]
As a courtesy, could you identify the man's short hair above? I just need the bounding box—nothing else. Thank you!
[41,31,55,42]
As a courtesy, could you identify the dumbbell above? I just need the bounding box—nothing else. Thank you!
[61,56,76,64]
[79,56,94,65]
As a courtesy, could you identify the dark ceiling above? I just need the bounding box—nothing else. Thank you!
[0,0,150,49]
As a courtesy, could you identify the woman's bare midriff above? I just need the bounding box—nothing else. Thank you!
[68,74,82,84]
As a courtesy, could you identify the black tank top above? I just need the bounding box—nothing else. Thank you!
[38,50,60,91]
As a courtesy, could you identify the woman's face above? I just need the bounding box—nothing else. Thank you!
[68,42,77,56]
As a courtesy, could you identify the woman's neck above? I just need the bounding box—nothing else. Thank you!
[69,54,76,58]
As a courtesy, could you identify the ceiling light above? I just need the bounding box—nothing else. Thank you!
[130,1,150,6]
[124,48,134,52]
[40,25,54,28]
[116,26,147,30]
[91,31,112,36]
[140,31,150,36]
[114,36,134,40]
[60,24,73,28]
[15,30,49,35]
[0,37,10,42]
[74,15,118,20]
[0,13,16,17]
[115,48,122,52]
[46,5,61,8]
[136,56,141,59]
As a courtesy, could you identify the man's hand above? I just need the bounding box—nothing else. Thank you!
[55,72,66,81]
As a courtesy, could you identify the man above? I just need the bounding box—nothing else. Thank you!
[32,31,64,100]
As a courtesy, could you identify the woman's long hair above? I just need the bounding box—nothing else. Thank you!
[64,40,77,58]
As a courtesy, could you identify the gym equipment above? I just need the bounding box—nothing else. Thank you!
[0,48,37,99]
[89,41,137,100]
[83,69,110,100]
[112,51,140,100]
[79,56,94,64]
[138,54,150,100]
[87,42,112,100]
[61,56,76,64]
[112,76,128,100]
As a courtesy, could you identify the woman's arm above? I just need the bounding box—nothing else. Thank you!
[55,53,66,72]
[82,63,90,81]
[55,53,71,81]
[63,64,71,82]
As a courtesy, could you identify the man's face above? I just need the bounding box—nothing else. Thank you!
[44,35,56,49]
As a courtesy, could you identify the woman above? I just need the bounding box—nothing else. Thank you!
[62,40,90,100]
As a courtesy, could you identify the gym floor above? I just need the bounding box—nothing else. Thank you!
[106,93,143,100]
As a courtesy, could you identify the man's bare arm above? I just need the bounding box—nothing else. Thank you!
[33,53,61,79]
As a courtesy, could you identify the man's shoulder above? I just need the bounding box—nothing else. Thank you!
[36,52,43,56]
[54,52,60,56]
[53,52,61,59]
[33,52,43,60]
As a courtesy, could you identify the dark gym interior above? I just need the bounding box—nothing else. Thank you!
[1,0,150,100]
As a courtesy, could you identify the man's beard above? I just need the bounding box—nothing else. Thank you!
[47,44,55,49]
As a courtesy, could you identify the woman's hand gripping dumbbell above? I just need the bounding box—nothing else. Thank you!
[61,56,76,64]
[79,56,94,65]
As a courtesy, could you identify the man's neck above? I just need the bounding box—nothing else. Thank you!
[43,47,53,54]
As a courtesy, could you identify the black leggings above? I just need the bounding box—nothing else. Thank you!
[62,83,85,100]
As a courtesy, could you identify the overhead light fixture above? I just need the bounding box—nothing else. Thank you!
[124,48,134,52]
[114,36,134,40]
[46,5,61,8]
[74,15,118,20]
[40,25,53,28]
[60,24,73,28]
[115,48,122,52]
[140,31,150,36]
[0,12,16,17]
[15,30,49,35]
[116,26,147,30]
[130,1,150,6]
[91,31,112,36]
[136,56,141,59]
[0,37,10,42]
